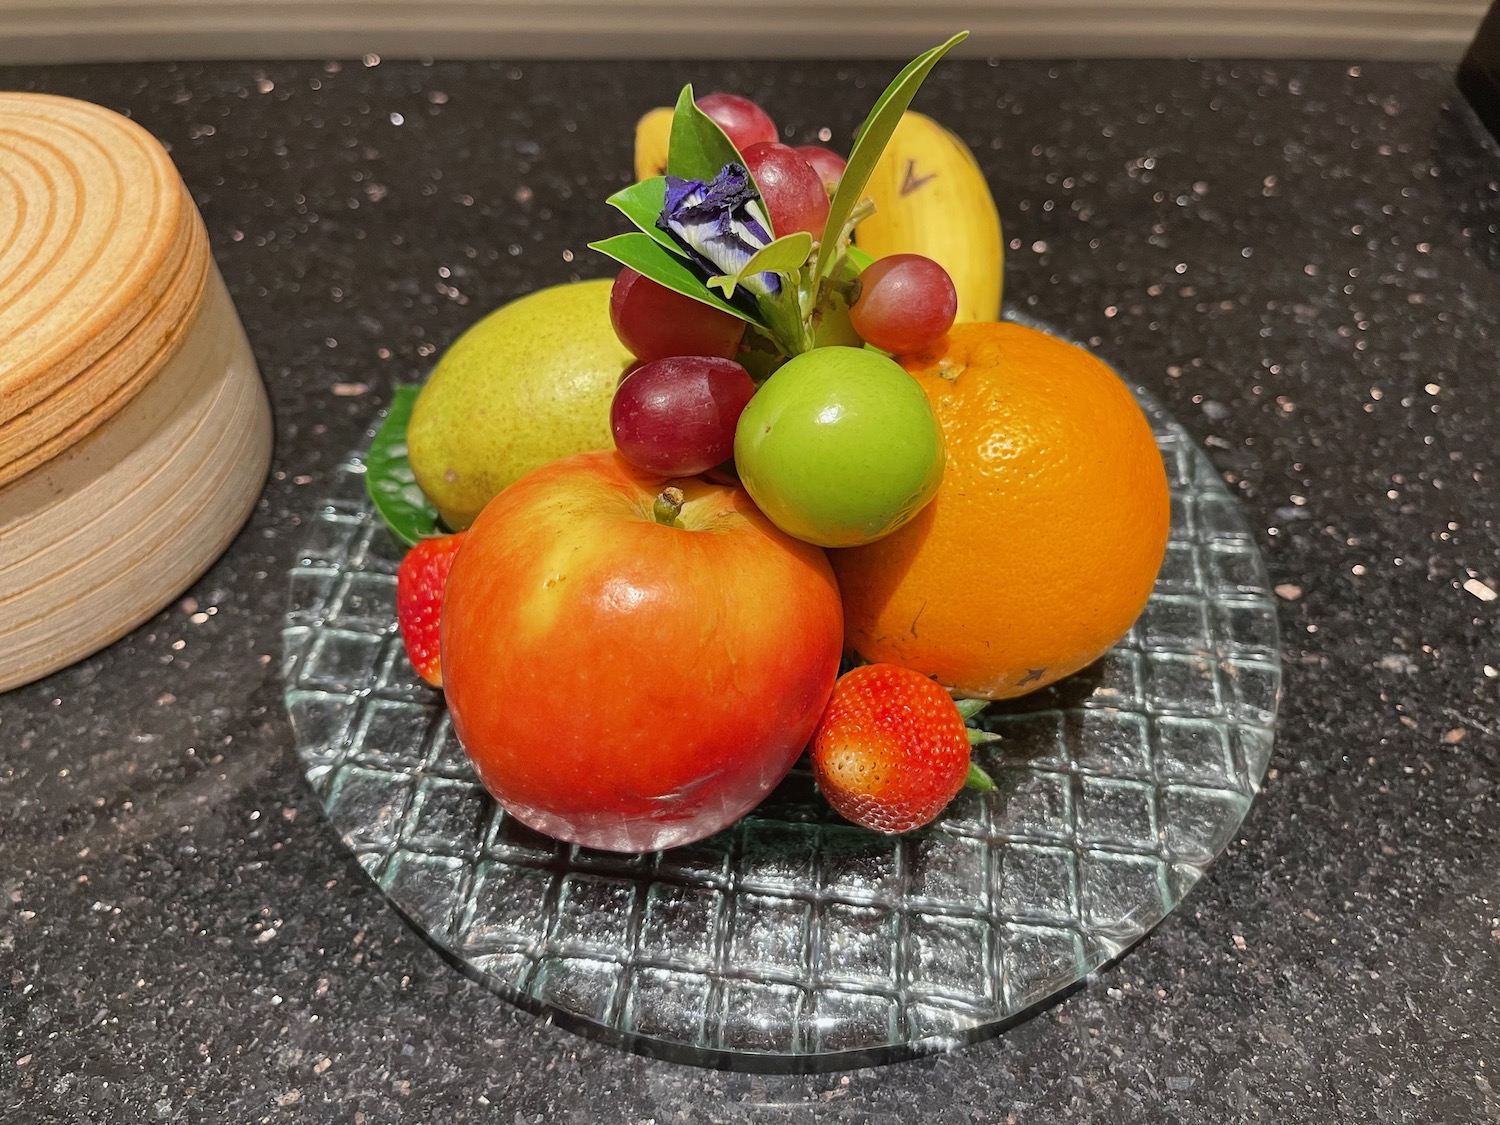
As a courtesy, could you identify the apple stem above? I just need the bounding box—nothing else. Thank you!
[653,486,686,527]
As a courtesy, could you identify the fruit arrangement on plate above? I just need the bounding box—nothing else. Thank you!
[366,34,1171,854]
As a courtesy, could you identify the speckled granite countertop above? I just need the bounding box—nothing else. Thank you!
[3,56,1498,1123]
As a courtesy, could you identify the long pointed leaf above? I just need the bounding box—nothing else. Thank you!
[815,31,969,280]
[589,232,760,324]
[605,177,681,255]
[667,84,745,182]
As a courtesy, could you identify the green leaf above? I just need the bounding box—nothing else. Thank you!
[954,697,988,720]
[365,385,441,549]
[604,177,681,256]
[967,728,1002,747]
[589,232,759,324]
[845,243,877,273]
[815,31,969,280]
[667,84,745,182]
[738,230,814,278]
[965,761,997,791]
[738,327,787,382]
[707,231,813,298]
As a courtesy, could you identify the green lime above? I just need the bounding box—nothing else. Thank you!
[733,346,944,548]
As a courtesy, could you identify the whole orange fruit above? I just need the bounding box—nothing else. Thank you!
[831,321,1170,699]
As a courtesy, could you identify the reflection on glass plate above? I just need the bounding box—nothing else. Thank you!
[282,373,1281,1071]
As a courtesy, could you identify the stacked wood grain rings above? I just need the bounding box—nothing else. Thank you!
[0,93,272,692]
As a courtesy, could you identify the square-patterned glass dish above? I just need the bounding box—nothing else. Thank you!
[282,340,1280,1071]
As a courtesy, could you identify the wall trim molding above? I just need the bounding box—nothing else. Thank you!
[0,0,1483,65]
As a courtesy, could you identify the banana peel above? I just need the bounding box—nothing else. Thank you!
[634,106,674,182]
[855,112,1003,323]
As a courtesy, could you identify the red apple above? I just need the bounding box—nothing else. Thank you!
[440,449,844,852]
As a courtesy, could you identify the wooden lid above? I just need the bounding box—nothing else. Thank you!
[0,93,209,485]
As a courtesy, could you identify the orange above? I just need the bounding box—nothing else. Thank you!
[831,322,1170,699]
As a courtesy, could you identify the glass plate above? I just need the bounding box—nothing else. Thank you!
[281,368,1281,1072]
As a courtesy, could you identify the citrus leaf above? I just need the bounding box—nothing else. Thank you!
[589,231,761,324]
[667,83,745,182]
[366,385,440,549]
[815,31,968,281]
[739,231,814,276]
[604,177,681,256]
[845,243,877,273]
[707,231,813,299]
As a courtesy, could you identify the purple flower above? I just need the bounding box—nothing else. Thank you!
[657,163,780,296]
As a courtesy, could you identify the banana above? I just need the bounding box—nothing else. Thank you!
[855,112,1003,323]
[634,106,674,182]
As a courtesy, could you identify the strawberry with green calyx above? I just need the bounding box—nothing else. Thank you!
[811,663,995,834]
[955,697,1002,789]
[396,531,465,687]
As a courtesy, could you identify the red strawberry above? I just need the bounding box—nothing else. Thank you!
[396,531,465,687]
[811,663,976,834]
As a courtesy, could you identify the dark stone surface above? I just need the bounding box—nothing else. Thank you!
[3,56,1499,1123]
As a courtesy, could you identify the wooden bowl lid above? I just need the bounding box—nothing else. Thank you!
[0,93,206,482]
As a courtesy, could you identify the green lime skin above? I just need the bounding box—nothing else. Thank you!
[407,278,634,530]
[733,346,945,548]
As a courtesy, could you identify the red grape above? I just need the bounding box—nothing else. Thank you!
[793,145,846,196]
[611,356,757,476]
[742,143,831,239]
[848,254,958,355]
[609,267,746,362]
[696,93,778,152]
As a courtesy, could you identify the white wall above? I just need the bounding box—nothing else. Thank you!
[0,0,1485,65]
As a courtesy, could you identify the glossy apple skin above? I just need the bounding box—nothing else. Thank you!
[441,449,844,852]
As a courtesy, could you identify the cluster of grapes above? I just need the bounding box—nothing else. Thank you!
[607,93,959,479]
